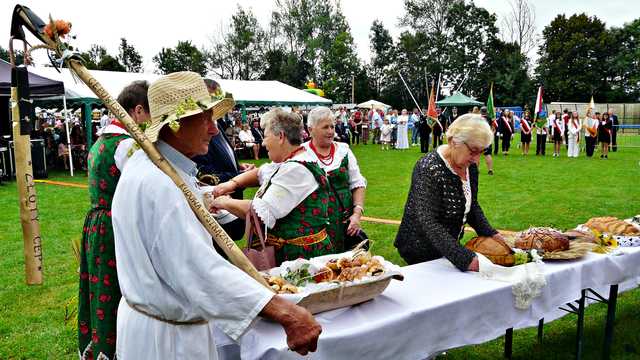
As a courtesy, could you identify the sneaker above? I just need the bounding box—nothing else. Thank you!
[488,170,494,175]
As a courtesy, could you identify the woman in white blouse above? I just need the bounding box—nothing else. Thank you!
[212,108,338,264]
[238,123,260,160]
[567,111,581,158]
[303,106,368,251]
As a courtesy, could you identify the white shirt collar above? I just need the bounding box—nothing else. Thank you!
[156,140,198,178]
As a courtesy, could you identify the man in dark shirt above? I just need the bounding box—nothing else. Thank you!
[609,108,619,152]
[192,79,256,240]
[419,110,432,153]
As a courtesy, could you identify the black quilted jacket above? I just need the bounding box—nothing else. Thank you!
[394,151,497,271]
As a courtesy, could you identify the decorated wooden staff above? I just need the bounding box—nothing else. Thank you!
[10,5,271,289]
[9,14,43,284]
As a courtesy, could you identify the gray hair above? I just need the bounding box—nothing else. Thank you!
[260,108,303,145]
[446,113,493,148]
[307,106,334,128]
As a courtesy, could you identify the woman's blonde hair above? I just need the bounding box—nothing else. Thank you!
[445,113,493,148]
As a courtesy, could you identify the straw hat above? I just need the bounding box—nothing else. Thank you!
[145,71,235,142]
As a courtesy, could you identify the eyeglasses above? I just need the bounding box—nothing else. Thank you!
[463,142,484,156]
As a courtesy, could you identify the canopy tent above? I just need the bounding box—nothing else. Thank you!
[28,66,161,155]
[357,99,390,109]
[24,68,334,145]
[215,79,331,107]
[435,92,483,107]
[0,59,64,98]
[28,65,160,102]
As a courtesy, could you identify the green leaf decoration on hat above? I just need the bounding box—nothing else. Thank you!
[176,96,199,117]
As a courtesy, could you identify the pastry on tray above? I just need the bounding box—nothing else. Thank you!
[513,227,570,252]
[584,216,640,236]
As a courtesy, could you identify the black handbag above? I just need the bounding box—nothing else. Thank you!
[327,178,369,250]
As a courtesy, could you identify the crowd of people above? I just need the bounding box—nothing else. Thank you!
[29,111,90,171]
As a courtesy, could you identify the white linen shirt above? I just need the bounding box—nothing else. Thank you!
[301,141,367,190]
[254,150,319,229]
[112,140,273,360]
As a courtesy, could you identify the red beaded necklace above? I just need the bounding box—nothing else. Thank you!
[282,146,305,162]
[309,141,335,166]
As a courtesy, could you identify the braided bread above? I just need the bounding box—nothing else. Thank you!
[514,228,569,252]
[465,236,515,267]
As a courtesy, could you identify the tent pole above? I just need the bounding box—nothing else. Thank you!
[436,73,442,102]
[84,102,92,150]
[62,96,74,176]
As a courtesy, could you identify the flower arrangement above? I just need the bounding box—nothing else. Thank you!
[513,248,543,265]
[591,229,618,254]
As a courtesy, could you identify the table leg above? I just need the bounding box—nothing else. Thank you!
[602,284,619,360]
[537,318,544,344]
[576,289,586,360]
[504,328,513,359]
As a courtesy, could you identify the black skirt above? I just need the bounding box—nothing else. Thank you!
[598,130,610,143]
[520,132,531,143]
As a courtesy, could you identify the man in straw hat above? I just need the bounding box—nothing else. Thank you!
[112,72,321,359]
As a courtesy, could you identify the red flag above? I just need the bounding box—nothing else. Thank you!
[427,83,438,120]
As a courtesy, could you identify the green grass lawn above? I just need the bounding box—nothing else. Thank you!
[1,139,639,359]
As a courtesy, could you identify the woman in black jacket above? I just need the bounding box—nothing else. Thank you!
[394,114,505,271]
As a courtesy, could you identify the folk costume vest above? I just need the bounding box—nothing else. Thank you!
[260,160,334,264]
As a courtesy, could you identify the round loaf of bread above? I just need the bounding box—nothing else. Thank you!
[464,236,515,266]
[514,227,569,252]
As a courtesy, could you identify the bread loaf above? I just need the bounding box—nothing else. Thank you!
[465,236,515,266]
[514,228,569,252]
[584,216,640,236]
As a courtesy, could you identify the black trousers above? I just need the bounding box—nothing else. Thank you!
[585,136,596,157]
[536,134,547,155]
[433,133,443,150]
[493,134,500,155]
[611,129,617,151]
[420,133,431,153]
[502,134,511,152]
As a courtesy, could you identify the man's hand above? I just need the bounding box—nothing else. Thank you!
[260,296,322,355]
[239,163,256,171]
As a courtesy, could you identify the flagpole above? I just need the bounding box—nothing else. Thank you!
[397,71,423,113]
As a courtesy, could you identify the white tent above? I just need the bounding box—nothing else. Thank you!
[357,99,390,109]
[29,67,331,106]
[29,66,160,100]
[216,79,331,106]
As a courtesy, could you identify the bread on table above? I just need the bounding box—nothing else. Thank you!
[584,216,640,236]
[513,228,570,252]
[464,236,515,267]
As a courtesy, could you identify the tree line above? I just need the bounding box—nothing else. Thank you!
[1,0,638,109]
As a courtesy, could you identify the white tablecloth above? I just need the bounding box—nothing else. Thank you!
[215,248,640,360]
